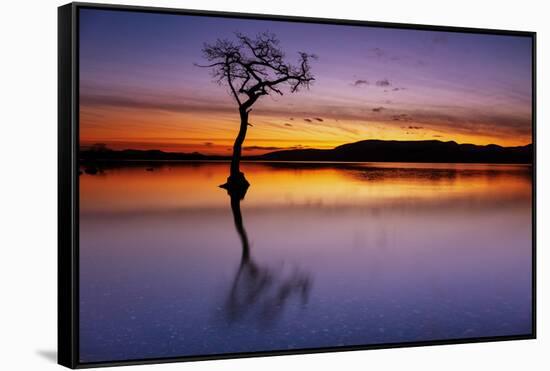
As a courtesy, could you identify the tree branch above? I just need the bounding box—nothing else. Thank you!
[197,32,316,113]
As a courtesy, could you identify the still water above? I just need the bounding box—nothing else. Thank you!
[79,162,532,363]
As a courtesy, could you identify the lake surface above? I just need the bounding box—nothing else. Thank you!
[79,161,533,363]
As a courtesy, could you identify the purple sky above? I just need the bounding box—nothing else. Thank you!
[79,8,533,152]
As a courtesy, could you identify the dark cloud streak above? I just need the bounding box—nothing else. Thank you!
[376,79,391,87]
[81,93,234,114]
[352,79,369,87]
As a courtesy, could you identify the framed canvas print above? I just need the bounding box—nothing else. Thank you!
[58,2,536,368]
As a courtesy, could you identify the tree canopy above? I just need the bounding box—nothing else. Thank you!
[198,32,316,112]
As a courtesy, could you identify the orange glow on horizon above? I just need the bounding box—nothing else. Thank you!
[80,105,532,156]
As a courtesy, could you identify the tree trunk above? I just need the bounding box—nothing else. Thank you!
[225,107,250,189]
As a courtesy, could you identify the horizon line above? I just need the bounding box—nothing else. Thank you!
[79,138,534,155]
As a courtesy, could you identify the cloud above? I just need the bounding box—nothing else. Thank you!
[372,107,384,113]
[368,47,385,58]
[81,93,234,114]
[353,79,369,87]
[407,125,423,130]
[284,123,293,127]
[313,117,324,122]
[392,114,412,121]
[203,142,214,146]
[433,134,443,138]
[254,104,529,141]
[376,79,391,87]
[81,85,531,144]
[336,125,360,136]
[392,87,406,91]
[366,47,417,67]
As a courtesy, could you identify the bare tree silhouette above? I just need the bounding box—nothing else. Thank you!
[198,32,316,191]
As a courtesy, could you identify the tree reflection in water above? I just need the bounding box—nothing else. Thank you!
[221,183,312,325]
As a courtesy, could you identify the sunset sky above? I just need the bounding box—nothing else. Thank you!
[79,8,533,155]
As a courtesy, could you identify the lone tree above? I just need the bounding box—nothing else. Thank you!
[198,32,316,190]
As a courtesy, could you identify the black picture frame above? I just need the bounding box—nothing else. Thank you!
[58,2,537,368]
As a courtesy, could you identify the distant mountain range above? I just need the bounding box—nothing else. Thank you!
[254,140,533,163]
[80,148,214,161]
[80,140,533,164]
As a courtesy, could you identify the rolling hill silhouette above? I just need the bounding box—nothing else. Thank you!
[255,140,533,163]
[80,140,533,164]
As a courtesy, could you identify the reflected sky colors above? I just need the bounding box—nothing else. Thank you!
[79,9,532,154]
[79,162,532,362]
